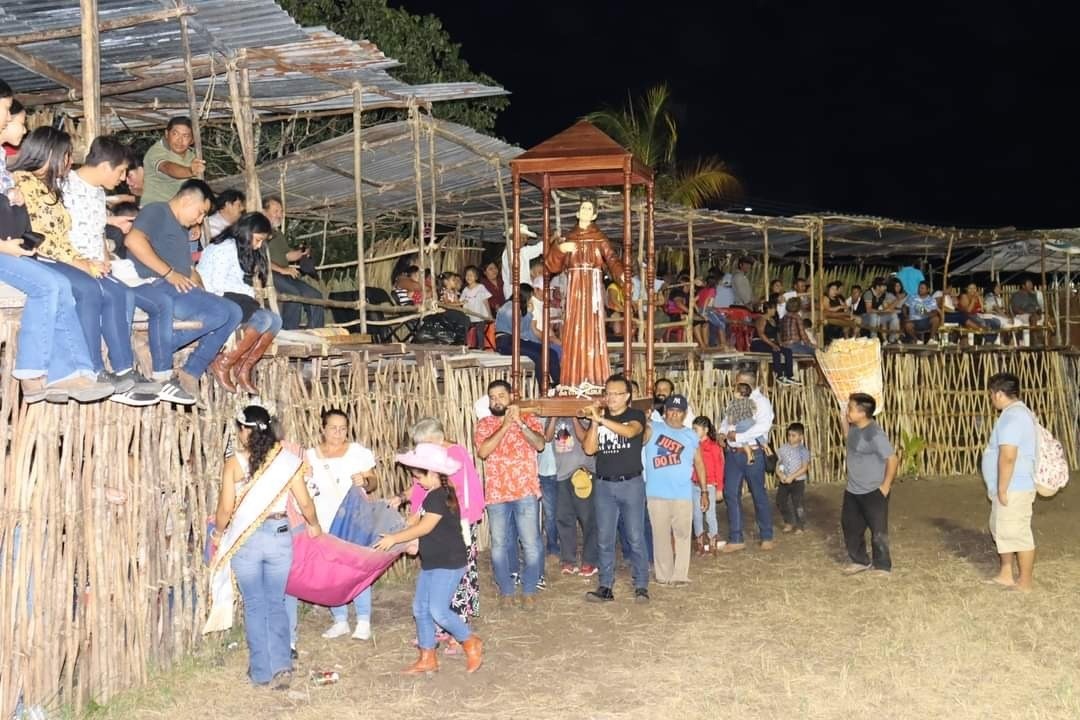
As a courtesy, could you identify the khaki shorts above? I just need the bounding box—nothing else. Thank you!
[989,490,1036,553]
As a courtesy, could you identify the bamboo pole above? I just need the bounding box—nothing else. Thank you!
[352,85,368,334]
[941,231,956,291]
[79,0,101,148]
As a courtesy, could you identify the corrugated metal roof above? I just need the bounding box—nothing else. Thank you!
[0,0,506,129]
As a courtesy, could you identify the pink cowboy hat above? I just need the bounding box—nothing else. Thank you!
[395,442,461,475]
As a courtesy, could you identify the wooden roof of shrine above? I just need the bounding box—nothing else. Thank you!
[510,120,653,190]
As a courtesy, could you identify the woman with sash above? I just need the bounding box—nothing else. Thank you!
[204,405,322,689]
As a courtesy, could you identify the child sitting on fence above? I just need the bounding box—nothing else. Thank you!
[775,422,811,534]
[724,383,771,464]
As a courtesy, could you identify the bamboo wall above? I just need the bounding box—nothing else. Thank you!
[1,322,1075,716]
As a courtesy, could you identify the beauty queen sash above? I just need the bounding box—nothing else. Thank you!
[203,445,302,634]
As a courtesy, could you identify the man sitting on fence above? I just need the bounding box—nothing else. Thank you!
[263,195,325,330]
[901,281,942,344]
[1009,278,1042,330]
[861,277,900,342]
[124,179,242,401]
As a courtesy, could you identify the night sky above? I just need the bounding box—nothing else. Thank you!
[395,1,1077,230]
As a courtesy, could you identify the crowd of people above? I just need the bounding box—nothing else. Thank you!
[0,79,327,406]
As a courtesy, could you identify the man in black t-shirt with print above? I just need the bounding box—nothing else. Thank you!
[583,374,650,603]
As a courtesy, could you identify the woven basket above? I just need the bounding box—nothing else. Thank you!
[815,338,884,415]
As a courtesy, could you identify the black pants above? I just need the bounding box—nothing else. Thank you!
[556,476,598,567]
[841,489,891,570]
[749,338,794,379]
[776,480,806,529]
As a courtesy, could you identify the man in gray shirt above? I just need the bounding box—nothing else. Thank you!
[731,256,755,308]
[842,392,898,574]
[546,416,598,577]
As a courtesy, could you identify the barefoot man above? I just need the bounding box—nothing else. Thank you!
[983,372,1038,591]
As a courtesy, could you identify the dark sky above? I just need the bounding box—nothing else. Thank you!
[394,1,1078,230]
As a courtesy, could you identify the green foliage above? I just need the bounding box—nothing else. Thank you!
[899,430,928,478]
[277,0,508,134]
[584,84,741,208]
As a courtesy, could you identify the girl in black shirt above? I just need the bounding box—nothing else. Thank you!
[375,443,483,674]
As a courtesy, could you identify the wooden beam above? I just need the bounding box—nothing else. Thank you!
[0,6,197,47]
[79,0,101,145]
[19,64,215,105]
[0,46,80,89]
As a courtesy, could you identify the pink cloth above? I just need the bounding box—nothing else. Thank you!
[408,443,485,523]
[285,531,399,607]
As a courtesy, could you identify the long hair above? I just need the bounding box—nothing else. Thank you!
[214,212,271,285]
[237,405,277,472]
[439,474,460,518]
[692,415,717,442]
[10,127,72,203]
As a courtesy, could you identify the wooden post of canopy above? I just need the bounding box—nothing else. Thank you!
[942,231,956,291]
[79,0,100,149]
[1040,238,1049,342]
[808,223,817,345]
[352,84,368,335]
[178,10,203,167]
[816,219,825,345]
[645,182,656,392]
[1067,248,1073,348]
[686,218,695,345]
[511,165,522,397]
[623,167,633,378]
[540,176,551,395]
[762,226,771,299]
[637,201,646,344]
[226,52,259,207]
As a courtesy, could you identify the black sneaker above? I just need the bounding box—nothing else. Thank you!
[110,388,160,407]
[536,575,547,591]
[585,586,614,603]
[290,646,299,660]
[511,572,521,586]
[634,588,650,604]
[158,378,196,406]
[117,368,163,394]
[99,370,135,394]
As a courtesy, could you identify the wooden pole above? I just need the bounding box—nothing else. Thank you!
[1067,249,1073,348]
[511,166,522,397]
[1040,238,1049,341]
[623,168,633,377]
[816,220,825,345]
[226,53,259,206]
[178,10,204,166]
[637,201,646,344]
[540,176,550,395]
[352,85,368,335]
[410,107,427,312]
[762,226,771,299]
[942,232,956,291]
[645,183,656,392]
[79,0,101,149]
[686,219,695,345]
[808,223,817,345]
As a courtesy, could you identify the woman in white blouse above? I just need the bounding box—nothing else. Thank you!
[196,212,282,394]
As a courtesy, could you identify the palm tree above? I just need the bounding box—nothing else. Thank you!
[584,84,741,208]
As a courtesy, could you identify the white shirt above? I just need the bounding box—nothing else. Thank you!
[207,211,230,240]
[196,239,253,298]
[304,443,376,529]
[502,241,544,298]
[460,283,492,320]
[474,395,492,419]
[718,388,774,447]
[61,171,107,261]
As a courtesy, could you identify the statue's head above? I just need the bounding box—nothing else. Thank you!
[577,194,599,225]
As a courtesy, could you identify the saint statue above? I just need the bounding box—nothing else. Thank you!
[544,196,625,392]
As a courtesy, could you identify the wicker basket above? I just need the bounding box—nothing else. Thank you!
[815,337,884,415]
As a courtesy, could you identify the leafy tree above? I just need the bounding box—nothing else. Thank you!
[584,84,740,208]
[278,0,508,133]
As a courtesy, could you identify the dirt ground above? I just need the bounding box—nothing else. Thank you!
[91,478,1080,720]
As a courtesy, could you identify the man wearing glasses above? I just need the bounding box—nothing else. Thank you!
[583,374,650,604]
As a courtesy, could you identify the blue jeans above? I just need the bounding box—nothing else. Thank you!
[273,272,325,330]
[692,485,719,536]
[784,342,816,356]
[487,496,543,597]
[247,308,283,335]
[413,567,471,649]
[46,262,135,373]
[132,280,242,375]
[595,475,649,590]
[723,447,774,543]
[330,586,372,624]
[0,255,94,382]
[231,518,293,685]
[540,475,560,556]
[618,502,654,563]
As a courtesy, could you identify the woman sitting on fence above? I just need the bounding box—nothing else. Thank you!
[196,212,281,394]
[205,405,322,690]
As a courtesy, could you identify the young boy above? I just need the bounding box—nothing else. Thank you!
[775,422,811,533]
[842,393,898,575]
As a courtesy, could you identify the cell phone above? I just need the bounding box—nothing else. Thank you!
[21,231,45,251]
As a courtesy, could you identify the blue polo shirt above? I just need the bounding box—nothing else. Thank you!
[643,424,700,501]
[981,403,1037,496]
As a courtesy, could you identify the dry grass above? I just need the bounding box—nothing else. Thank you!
[87,478,1080,720]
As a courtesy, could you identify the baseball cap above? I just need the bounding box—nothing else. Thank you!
[663,394,688,411]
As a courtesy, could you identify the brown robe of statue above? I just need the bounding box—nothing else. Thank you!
[544,223,625,389]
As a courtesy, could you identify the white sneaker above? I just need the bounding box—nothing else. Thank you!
[321,621,351,639]
[352,618,371,640]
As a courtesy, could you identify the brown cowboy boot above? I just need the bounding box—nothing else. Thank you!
[402,648,438,674]
[208,327,260,393]
[462,636,483,673]
[234,332,276,395]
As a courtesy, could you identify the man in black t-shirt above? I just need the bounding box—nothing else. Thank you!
[583,374,650,603]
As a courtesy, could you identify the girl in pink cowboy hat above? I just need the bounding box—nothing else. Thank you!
[374,443,483,674]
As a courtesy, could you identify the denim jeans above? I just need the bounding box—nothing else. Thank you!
[132,280,242,375]
[749,338,794,379]
[413,567,471,649]
[272,273,325,330]
[247,308,283,335]
[723,447,774,543]
[784,341,817,356]
[330,586,372,624]
[43,261,135,373]
[539,475,560,555]
[618,501,654,563]
[556,478,598,566]
[231,518,293,685]
[486,496,543,597]
[595,475,649,590]
[692,485,719,536]
[0,255,94,382]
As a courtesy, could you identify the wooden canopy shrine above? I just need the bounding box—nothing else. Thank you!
[508,121,656,409]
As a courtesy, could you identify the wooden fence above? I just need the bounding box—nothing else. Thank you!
[1,332,1075,717]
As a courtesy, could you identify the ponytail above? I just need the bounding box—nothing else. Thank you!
[693,415,717,443]
[439,474,460,518]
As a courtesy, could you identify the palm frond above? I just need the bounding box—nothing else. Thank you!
[662,157,742,208]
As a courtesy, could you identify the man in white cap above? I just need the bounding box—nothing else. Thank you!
[501,223,541,300]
